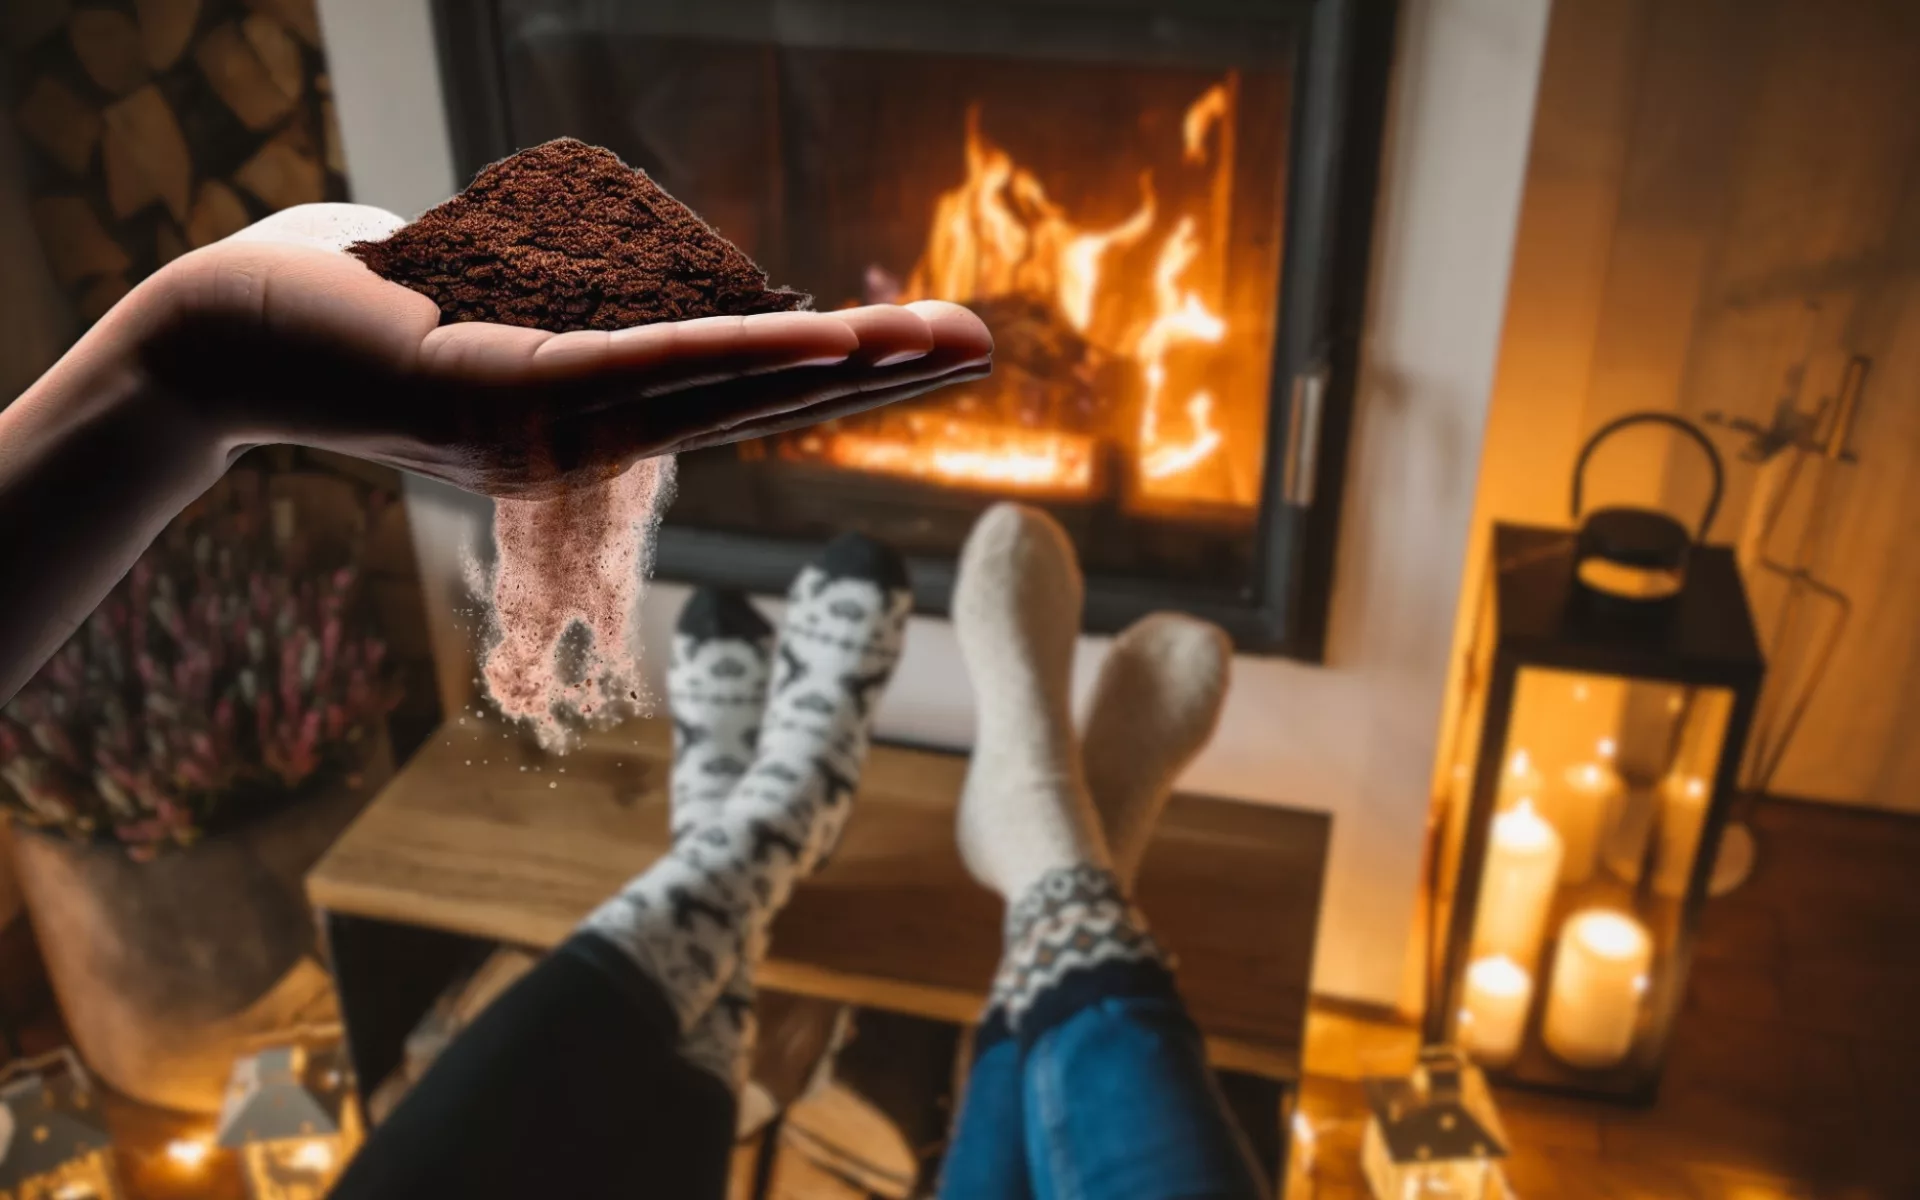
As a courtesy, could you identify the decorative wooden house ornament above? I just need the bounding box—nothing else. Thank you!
[215,1043,362,1200]
[1360,1048,1511,1200]
[0,1049,125,1200]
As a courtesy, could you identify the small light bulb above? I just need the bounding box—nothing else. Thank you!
[289,1140,336,1172]
[166,1138,212,1170]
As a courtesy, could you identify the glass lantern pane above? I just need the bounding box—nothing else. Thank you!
[1453,664,1738,1093]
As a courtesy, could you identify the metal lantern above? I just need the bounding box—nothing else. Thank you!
[0,1050,125,1200]
[216,1043,362,1200]
[1360,1048,1512,1200]
[1430,414,1764,1102]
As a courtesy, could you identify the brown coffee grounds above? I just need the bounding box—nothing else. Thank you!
[351,139,808,748]
[348,137,808,329]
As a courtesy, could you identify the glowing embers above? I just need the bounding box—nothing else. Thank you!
[820,412,1097,494]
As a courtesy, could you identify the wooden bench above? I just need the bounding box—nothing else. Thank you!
[307,716,1329,1107]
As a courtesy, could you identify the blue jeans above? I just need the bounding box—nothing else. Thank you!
[940,994,1270,1199]
[332,934,1267,1198]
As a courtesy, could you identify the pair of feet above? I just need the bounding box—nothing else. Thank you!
[586,503,1230,1083]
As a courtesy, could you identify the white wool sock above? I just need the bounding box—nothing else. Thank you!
[952,504,1111,901]
[1080,613,1232,887]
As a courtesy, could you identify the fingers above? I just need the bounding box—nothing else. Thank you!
[602,335,994,453]
[665,363,994,455]
[514,305,940,392]
[833,304,937,366]
[416,312,858,406]
[374,299,993,485]
[410,303,989,401]
[903,300,995,362]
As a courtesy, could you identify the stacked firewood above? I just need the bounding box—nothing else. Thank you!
[5,0,348,323]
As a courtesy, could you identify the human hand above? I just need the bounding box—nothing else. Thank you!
[88,204,993,496]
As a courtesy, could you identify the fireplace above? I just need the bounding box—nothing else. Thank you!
[431,0,1394,655]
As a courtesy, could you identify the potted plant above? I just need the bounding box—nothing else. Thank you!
[0,460,402,1113]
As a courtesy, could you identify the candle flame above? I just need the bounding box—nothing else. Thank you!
[1577,910,1649,959]
[1496,798,1559,852]
[1468,955,1531,996]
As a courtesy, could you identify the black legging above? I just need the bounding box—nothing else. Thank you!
[331,935,736,1198]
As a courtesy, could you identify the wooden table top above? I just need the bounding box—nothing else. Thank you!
[308,718,1327,1079]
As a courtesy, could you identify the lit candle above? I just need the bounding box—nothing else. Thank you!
[1652,775,1711,898]
[1543,909,1652,1069]
[1470,798,1564,969]
[1497,748,1543,809]
[1536,761,1621,884]
[1459,955,1532,1066]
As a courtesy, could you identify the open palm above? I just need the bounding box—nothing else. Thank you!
[132,204,993,496]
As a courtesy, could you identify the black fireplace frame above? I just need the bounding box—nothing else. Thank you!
[429,0,1398,659]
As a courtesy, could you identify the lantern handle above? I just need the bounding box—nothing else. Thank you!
[1570,411,1725,541]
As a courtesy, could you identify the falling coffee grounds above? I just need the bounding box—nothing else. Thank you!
[350,138,810,748]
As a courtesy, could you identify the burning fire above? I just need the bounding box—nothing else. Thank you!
[803,77,1250,508]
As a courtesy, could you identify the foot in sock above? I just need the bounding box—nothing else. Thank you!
[578,534,912,1038]
[667,589,775,842]
[952,503,1111,901]
[1080,613,1231,887]
[664,588,775,1087]
[951,504,1173,1042]
[976,611,1230,1042]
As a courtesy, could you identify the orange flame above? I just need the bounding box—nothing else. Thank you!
[826,79,1242,503]
[1183,82,1231,163]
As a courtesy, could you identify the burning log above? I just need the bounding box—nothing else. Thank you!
[961,293,1119,433]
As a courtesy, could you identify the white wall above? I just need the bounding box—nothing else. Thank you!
[320,0,1551,1008]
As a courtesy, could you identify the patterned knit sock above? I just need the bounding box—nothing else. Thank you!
[665,588,775,1088]
[1080,613,1232,886]
[667,588,775,842]
[952,504,1112,900]
[678,970,760,1091]
[982,864,1172,1047]
[577,534,911,1035]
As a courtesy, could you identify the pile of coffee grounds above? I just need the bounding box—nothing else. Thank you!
[350,138,808,748]
[348,137,808,329]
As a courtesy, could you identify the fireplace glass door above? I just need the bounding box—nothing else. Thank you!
[433,0,1393,654]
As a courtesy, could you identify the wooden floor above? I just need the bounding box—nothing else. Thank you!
[9,794,1918,1198]
[1296,798,1920,1199]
